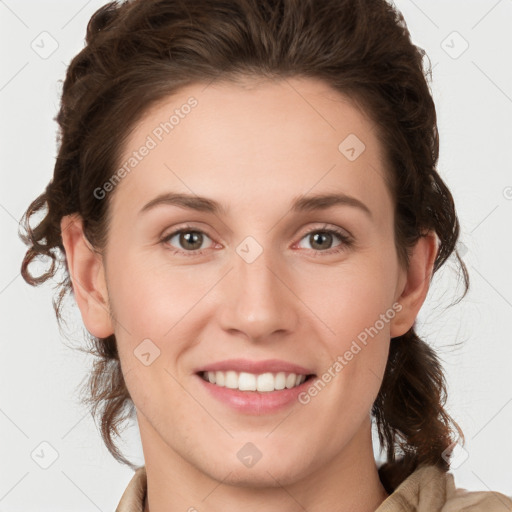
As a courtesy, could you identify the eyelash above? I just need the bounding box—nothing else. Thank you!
[160,223,354,257]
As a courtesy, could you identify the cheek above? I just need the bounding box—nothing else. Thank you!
[308,253,397,397]
[305,254,399,340]
[107,252,212,339]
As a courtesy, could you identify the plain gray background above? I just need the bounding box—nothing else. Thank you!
[1,0,511,510]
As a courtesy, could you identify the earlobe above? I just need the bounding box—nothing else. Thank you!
[390,231,438,338]
[60,214,114,338]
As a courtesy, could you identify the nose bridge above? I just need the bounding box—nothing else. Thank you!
[218,239,298,339]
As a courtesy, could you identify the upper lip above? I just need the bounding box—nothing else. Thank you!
[195,358,315,375]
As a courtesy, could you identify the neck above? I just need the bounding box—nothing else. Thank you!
[140,415,388,512]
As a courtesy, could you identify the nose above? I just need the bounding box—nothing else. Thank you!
[216,244,299,342]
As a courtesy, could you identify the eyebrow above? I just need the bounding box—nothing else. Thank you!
[138,191,372,218]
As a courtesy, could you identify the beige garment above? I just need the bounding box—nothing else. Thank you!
[116,464,512,511]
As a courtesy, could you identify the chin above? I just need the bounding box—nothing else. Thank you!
[209,460,308,488]
[195,446,317,489]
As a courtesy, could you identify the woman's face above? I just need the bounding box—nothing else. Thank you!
[91,77,413,485]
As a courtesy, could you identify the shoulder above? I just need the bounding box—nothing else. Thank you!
[376,464,512,512]
[116,466,147,512]
[115,464,511,512]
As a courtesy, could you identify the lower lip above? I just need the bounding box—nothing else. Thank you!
[196,374,315,414]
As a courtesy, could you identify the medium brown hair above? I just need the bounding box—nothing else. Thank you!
[19,0,467,490]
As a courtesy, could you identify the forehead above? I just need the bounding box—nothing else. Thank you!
[110,76,393,223]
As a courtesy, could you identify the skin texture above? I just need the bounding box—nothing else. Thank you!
[61,76,437,512]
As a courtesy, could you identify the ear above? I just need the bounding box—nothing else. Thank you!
[390,231,438,338]
[60,214,114,338]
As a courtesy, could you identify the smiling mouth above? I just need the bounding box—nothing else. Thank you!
[198,370,316,392]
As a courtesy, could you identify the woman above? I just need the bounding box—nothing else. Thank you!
[20,0,512,510]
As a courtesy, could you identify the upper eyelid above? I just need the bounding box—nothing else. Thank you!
[163,223,350,238]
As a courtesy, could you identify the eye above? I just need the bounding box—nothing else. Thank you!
[160,224,353,257]
[161,226,214,255]
[296,226,353,254]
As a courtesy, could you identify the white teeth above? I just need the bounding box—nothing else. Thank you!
[202,370,309,392]
[239,372,256,391]
[285,373,296,389]
[216,371,225,387]
[257,372,275,392]
[225,371,238,389]
[275,372,286,390]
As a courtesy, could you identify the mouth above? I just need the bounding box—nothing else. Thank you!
[193,358,318,413]
[197,370,316,393]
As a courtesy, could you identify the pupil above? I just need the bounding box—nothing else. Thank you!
[311,232,332,250]
[181,231,202,250]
